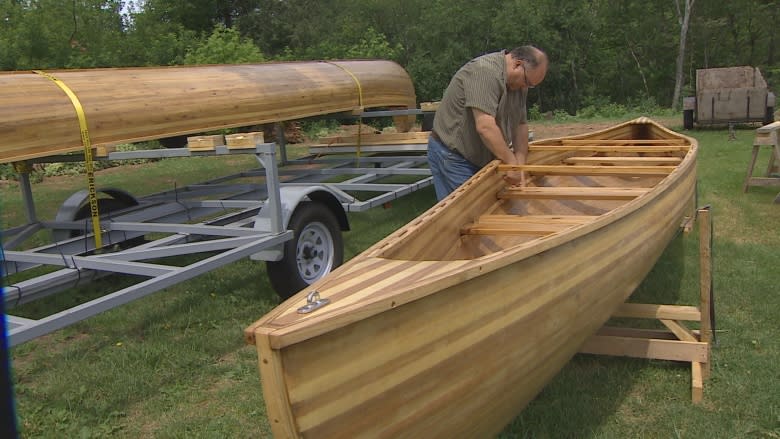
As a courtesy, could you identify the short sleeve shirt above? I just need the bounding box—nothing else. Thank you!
[432,51,527,167]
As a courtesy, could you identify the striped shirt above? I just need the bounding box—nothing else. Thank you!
[433,50,527,167]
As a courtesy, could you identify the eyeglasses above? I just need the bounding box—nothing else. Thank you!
[523,64,536,89]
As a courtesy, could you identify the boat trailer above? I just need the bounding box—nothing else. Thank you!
[2,127,432,346]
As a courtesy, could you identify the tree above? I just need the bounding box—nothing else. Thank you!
[672,0,695,109]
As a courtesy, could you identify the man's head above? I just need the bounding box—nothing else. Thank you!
[505,45,548,91]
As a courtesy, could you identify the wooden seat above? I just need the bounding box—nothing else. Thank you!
[499,186,649,200]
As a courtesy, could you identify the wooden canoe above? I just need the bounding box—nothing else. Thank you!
[244,117,697,438]
[0,60,416,164]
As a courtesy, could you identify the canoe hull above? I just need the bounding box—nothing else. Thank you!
[0,60,416,163]
[247,118,698,438]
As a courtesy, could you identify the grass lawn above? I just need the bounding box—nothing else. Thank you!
[3,120,779,438]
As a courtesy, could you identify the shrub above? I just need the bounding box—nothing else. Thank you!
[184,25,264,65]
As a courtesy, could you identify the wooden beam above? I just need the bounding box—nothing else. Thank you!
[593,326,700,340]
[564,156,682,166]
[498,164,675,176]
[692,362,704,403]
[660,319,698,342]
[612,303,701,321]
[499,187,649,200]
[579,335,709,363]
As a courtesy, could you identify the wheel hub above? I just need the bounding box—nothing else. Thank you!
[296,222,334,284]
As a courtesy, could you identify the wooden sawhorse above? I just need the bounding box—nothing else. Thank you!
[579,206,714,403]
[743,121,780,202]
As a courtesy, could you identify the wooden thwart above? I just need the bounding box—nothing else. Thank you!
[530,145,690,153]
[564,156,682,166]
[499,164,675,176]
[461,221,572,235]
[580,206,714,403]
[499,187,649,200]
[476,214,596,224]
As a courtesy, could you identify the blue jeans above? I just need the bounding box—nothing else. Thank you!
[427,135,481,200]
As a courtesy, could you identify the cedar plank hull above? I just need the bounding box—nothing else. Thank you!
[246,118,697,438]
[0,60,416,163]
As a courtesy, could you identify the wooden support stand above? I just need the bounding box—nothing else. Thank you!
[580,207,714,403]
[743,121,780,202]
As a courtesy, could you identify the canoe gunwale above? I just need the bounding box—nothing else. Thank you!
[246,118,698,349]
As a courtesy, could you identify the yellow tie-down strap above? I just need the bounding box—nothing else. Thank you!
[34,70,102,249]
[325,61,365,160]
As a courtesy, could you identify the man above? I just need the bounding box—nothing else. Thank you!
[427,46,548,200]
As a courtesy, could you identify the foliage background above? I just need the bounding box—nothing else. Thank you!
[1,0,777,113]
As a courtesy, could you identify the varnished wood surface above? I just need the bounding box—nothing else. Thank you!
[246,117,698,438]
[0,60,416,163]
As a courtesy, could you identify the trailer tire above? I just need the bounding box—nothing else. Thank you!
[267,201,343,300]
[683,109,694,130]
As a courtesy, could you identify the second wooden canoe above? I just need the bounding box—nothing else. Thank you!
[0,60,416,163]
[245,117,697,438]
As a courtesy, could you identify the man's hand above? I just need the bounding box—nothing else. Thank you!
[503,170,526,186]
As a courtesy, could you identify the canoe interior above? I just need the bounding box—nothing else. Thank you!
[376,120,689,261]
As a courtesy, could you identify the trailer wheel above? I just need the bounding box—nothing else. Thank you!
[267,202,343,300]
[683,109,694,130]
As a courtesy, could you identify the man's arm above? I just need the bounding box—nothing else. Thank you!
[508,122,529,186]
[512,123,529,166]
[472,108,517,165]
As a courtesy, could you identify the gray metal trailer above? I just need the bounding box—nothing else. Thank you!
[2,119,432,346]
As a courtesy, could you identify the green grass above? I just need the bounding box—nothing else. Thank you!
[4,123,780,438]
